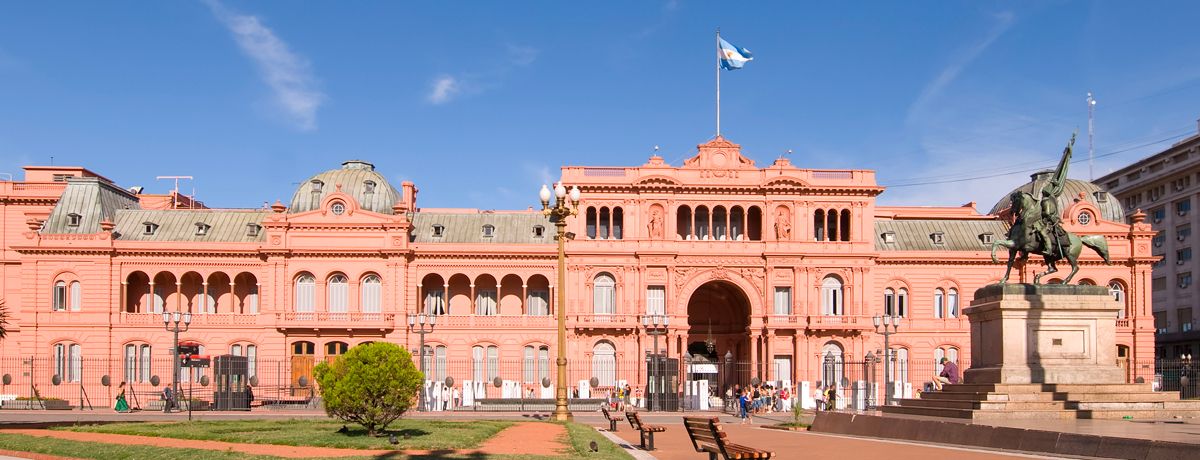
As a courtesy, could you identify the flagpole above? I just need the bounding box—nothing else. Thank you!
[716,28,721,137]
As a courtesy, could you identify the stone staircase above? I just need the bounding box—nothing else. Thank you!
[881,383,1200,420]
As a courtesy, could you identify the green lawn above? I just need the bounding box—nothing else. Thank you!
[0,433,281,460]
[45,419,632,459]
[60,418,511,450]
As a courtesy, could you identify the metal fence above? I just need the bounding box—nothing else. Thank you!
[1,354,1191,411]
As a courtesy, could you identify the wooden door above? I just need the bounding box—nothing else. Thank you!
[291,341,315,395]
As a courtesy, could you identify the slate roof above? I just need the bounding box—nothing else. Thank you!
[874,218,1010,251]
[289,160,401,215]
[113,209,270,242]
[411,212,554,244]
[41,177,141,234]
[989,172,1123,222]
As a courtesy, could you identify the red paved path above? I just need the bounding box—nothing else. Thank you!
[609,420,1059,460]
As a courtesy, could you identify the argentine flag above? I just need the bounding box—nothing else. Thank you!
[718,37,753,70]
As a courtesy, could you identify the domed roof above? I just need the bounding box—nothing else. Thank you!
[289,160,400,214]
[989,171,1123,222]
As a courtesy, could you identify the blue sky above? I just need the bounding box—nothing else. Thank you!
[2,1,1199,211]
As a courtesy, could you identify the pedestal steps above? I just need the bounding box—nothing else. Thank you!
[881,382,1200,420]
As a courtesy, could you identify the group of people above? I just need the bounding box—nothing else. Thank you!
[113,381,256,413]
[606,384,637,410]
[731,383,789,424]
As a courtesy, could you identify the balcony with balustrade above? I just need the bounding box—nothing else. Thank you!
[120,312,264,327]
[804,315,874,331]
[274,312,396,332]
[572,314,639,331]
[432,315,556,330]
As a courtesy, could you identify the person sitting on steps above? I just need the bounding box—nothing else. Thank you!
[931,357,960,391]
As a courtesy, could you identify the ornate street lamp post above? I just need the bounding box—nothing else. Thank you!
[540,182,580,421]
[641,314,669,411]
[872,314,901,406]
[162,310,192,413]
[408,313,436,411]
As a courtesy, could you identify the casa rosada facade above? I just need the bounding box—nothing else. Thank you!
[0,137,1158,402]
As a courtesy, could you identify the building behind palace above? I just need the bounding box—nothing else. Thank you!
[0,136,1156,405]
[1098,121,1200,360]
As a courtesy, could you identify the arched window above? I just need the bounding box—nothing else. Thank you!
[884,288,895,316]
[294,274,316,315]
[586,207,598,239]
[424,345,447,382]
[592,341,616,388]
[747,206,763,241]
[695,206,710,240]
[327,274,349,315]
[69,281,81,311]
[898,288,908,317]
[246,344,257,378]
[814,210,825,241]
[730,206,745,240]
[677,205,692,240]
[53,281,67,311]
[947,288,959,318]
[326,341,349,360]
[473,345,499,383]
[840,210,851,241]
[713,206,727,240]
[612,207,623,240]
[361,275,382,317]
[593,273,616,315]
[523,345,546,384]
[821,276,843,316]
[934,289,945,319]
[827,209,838,241]
[54,343,82,383]
[820,342,844,390]
[124,344,137,383]
[598,207,610,239]
[1109,281,1127,319]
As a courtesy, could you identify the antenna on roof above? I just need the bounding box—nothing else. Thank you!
[1087,91,1097,181]
[156,176,194,210]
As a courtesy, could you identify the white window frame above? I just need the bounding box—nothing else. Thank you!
[476,289,498,315]
[527,290,549,316]
[774,286,792,315]
[646,286,665,316]
[593,273,616,315]
[821,277,843,316]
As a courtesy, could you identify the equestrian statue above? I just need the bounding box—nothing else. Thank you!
[991,133,1111,284]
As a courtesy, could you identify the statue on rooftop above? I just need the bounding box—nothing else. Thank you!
[991,134,1111,284]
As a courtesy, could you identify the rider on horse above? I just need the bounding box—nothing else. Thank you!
[1033,188,1068,259]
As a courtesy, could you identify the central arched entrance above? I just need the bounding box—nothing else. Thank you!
[684,280,751,410]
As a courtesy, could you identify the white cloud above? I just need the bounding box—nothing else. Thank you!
[426,43,538,105]
[908,11,1015,124]
[205,0,324,130]
[428,75,461,105]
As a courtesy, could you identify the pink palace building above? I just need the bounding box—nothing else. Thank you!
[0,137,1157,407]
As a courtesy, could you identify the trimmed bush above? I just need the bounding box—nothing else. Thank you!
[314,342,422,436]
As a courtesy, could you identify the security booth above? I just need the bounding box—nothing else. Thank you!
[213,354,249,411]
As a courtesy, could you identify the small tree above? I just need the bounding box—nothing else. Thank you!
[314,342,423,436]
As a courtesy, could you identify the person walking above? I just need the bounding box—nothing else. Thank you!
[114,382,130,413]
[825,385,838,411]
[738,389,753,424]
[162,386,174,413]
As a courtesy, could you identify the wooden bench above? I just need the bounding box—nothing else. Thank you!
[600,405,623,432]
[683,416,774,460]
[625,411,666,450]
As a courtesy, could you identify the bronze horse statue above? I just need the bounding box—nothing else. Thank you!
[991,190,1111,284]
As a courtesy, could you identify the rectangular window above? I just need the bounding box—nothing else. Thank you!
[1179,308,1194,333]
[1180,225,1192,242]
[487,346,499,381]
[1179,272,1193,289]
[140,345,151,382]
[1177,199,1192,216]
[646,286,665,316]
[1152,207,1166,223]
[69,282,81,311]
[884,290,895,316]
[124,345,136,383]
[247,345,257,379]
[1155,311,1168,334]
[527,290,549,316]
[1153,277,1167,291]
[1178,248,1192,264]
[773,287,792,315]
[475,289,497,315]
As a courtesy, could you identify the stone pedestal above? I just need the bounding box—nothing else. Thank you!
[963,284,1124,385]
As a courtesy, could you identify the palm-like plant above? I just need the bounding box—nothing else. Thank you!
[0,298,8,339]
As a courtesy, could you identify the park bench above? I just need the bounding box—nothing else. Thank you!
[683,416,774,460]
[625,410,666,450]
[600,405,623,432]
